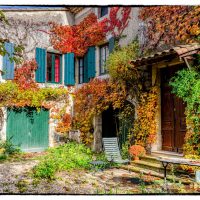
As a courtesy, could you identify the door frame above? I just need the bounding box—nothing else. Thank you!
[150,59,186,152]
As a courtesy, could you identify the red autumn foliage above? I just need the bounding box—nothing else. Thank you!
[14,59,38,90]
[50,13,106,57]
[56,113,71,133]
[102,7,131,38]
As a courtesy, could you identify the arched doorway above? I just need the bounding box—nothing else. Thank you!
[101,101,135,149]
[102,106,119,138]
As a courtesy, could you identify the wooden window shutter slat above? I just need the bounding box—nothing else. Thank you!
[35,47,46,83]
[64,53,75,86]
[108,37,115,53]
[2,42,14,80]
[87,46,96,79]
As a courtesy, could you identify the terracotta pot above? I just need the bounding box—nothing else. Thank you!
[134,156,139,161]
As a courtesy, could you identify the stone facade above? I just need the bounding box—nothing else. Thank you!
[0,7,142,151]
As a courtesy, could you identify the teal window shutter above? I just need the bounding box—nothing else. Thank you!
[64,53,75,86]
[83,52,89,83]
[59,55,62,83]
[35,47,46,83]
[2,42,14,80]
[108,37,115,53]
[87,46,96,79]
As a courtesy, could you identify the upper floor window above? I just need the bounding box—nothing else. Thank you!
[78,58,84,84]
[47,52,62,83]
[100,43,109,75]
[99,7,108,18]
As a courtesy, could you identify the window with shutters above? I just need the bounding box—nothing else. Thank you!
[78,58,84,84]
[46,52,62,83]
[100,43,109,75]
[99,7,108,18]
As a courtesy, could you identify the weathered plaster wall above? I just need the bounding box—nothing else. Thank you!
[118,7,140,47]
[1,11,70,60]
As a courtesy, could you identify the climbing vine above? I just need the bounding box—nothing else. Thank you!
[50,13,106,57]
[0,60,69,110]
[105,40,141,98]
[103,7,131,38]
[170,66,200,156]
[139,6,200,51]
[131,86,159,147]
[73,78,127,144]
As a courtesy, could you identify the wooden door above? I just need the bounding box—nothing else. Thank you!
[7,107,49,152]
[161,65,186,153]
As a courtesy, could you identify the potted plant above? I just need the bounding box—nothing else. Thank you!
[129,145,146,161]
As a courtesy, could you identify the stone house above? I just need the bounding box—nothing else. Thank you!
[1,6,196,157]
[0,6,141,152]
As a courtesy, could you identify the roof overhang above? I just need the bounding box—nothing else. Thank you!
[130,43,200,67]
[0,6,84,14]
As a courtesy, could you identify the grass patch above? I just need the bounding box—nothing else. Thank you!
[32,142,93,180]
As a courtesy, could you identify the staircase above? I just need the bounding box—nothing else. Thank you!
[120,151,195,184]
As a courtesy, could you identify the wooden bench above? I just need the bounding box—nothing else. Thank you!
[157,157,200,183]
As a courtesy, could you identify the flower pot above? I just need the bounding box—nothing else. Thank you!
[134,156,139,161]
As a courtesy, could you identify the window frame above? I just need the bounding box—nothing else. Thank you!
[46,52,62,84]
[78,57,84,84]
[99,7,108,18]
[99,43,109,75]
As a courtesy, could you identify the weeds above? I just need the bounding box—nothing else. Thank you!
[32,142,93,180]
[0,137,21,161]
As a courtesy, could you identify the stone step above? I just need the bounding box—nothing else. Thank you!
[120,165,193,185]
[130,158,194,177]
[151,151,183,158]
[140,155,161,164]
[131,160,167,174]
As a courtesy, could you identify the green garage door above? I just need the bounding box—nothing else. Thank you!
[7,107,49,152]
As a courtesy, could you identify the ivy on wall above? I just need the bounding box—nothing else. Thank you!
[49,13,106,57]
[0,59,69,113]
[131,86,159,147]
[170,67,200,156]
[73,78,127,144]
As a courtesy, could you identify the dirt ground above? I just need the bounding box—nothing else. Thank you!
[0,158,199,194]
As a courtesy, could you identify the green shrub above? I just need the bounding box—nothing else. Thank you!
[169,67,200,155]
[32,142,93,179]
[0,137,21,156]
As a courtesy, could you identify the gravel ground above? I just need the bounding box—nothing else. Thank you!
[0,158,199,194]
[0,158,146,194]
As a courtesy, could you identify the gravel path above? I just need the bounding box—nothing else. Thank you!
[0,159,198,194]
[0,159,143,194]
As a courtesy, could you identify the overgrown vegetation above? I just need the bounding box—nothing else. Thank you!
[73,78,127,144]
[0,137,21,160]
[32,142,93,180]
[131,86,159,148]
[170,67,200,156]
[105,40,141,96]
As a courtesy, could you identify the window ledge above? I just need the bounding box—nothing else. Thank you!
[38,82,66,89]
[96,74,110,80]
